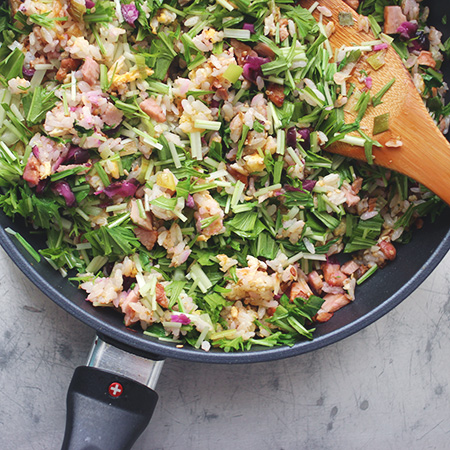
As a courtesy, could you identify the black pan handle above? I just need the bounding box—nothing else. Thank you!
[61,336,165,450]
[62,366,158,450]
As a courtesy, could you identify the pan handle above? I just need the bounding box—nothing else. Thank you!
[61,336,165,450]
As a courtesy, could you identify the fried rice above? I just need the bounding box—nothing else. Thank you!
[0,0,448,351]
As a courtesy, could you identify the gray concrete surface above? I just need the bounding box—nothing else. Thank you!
[0,245,449,450]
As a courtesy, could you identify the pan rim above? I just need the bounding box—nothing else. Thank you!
[1,223,449,364]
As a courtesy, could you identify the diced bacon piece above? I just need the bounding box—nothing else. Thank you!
[415,218,424,230]
[351,177,363,194]
[279,18,289,42]
[307,270,323,294]
[322,283,345,295]
[253,42,276,59]
[322,263,348,287]
[230,39,258,66]
[81,57,100,86]
[315,293,351,322]
[23,155,41,186]
[121,287,140,326]
[134,227,158,251]
[341,260,360,275]
[156,283,169,308]
[227,165,248,186]
[212,80,229,101]
[343,188,360,206]
[139,98,166,123]
[368,197,377,212]
[344,0,359,10]
[193,191,225,238]
[266,83,285,108]
[56,58,82,82]
[417,51,436,69]
[355,264,369,279]
[101,103,123,128]
[130,199,153,231]
[290,279,313,302]
[379,240,397,261]
[384,6,407,34]
[342,181,361,207]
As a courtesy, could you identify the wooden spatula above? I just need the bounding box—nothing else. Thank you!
[300,0,450,205]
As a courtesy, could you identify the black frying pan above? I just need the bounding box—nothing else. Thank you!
[1,0,450,448]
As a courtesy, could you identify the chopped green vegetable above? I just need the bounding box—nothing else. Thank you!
[367,50,386,70]
[372,78,396,107]
[339,12,354,27]
[373,112,390,135]
[356,264,378,285]
[222,63,243,83]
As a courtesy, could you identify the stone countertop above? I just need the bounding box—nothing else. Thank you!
[0,246,449,450]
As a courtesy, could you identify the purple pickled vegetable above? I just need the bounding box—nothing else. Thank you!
[85,0,95,8]
[242,56,270,83]
[408,40,421,53]
[242,64,259,84]
[52,155,65,172]
[297,128,310,141]
[396,21,418,41]
[52,181,76,207]
[171,314,191,325]
[409,31,430,52]
[98,179,138,198]
[243,23,255,34]
[210,99,220,108]
[286,127,297,148]
[326,254,339,265]
[284,180,316,193]
[102,262,114,276]
[186,194,195,208]
[302,179,317,192]
[35,179,48,195]
[246,56,270,67]
[122,276,136,291]
[66,146,90,164]
[284,185,307,193]
[297,128,311,149]
[32,146,39,158]
[373,43,389,52]
[23,67,36,78]
[121,3,139,26]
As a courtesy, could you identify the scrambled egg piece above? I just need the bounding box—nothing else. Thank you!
[110,67,154,91]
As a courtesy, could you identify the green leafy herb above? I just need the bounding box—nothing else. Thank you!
[22,87,58,127]
[29,12,67,28]
[0,48,25,81]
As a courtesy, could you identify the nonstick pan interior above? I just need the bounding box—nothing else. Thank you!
[0,0,449,364]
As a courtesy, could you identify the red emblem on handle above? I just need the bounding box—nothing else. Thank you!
[108,382,123,398]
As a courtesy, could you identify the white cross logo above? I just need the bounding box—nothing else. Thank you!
[109,382,123,397]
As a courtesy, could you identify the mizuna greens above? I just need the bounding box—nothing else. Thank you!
[0,0,447,351]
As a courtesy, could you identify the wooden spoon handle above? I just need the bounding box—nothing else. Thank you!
[300,0,450,205]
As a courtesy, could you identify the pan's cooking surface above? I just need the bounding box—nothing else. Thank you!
[0,0,449,363]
